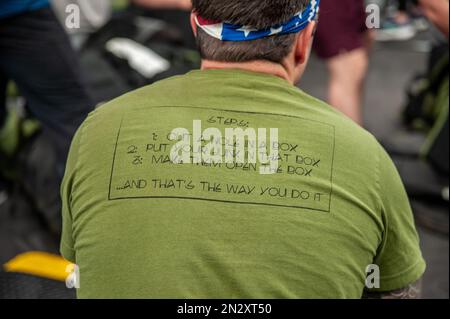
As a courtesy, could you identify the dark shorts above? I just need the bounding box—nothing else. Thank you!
[313,0,368,59]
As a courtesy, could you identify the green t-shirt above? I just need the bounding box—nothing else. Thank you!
[61,69,425,299]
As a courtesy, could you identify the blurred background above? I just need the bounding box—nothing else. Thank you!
[0,0,448,299]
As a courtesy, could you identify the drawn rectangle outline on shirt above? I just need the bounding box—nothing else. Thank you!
[108,106,336,213]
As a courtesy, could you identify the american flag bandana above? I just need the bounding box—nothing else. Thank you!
[195,0,320,42]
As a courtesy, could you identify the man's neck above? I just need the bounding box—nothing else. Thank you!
[201,59,294,85]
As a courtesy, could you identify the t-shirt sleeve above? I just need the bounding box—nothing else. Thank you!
[372,146,426,292]
[60,125,84,263]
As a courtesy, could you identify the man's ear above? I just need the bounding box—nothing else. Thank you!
[190,12,198,37]
[294,21,316,64]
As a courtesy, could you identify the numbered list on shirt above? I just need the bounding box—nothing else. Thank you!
[109,106,335,212]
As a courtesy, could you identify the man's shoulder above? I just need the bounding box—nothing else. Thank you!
[334,114,385,164]
[290,89,383,155]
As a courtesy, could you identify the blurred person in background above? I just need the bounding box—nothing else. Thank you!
[0,0,93,237]
[313,0,373,125]
[419,0,449,37]
[0,0,93,169]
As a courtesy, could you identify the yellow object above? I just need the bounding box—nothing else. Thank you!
[4,252,74,282]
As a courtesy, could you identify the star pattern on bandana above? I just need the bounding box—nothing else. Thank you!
[236,26,258,37]
[270,26,283,35]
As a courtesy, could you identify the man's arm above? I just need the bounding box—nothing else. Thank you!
[419,0,449,37]
[369,146,426,298]
[363,279,423,299]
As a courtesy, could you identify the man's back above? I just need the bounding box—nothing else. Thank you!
[61,69,425,298]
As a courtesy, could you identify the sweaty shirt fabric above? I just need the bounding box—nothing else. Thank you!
[61,69,425,299]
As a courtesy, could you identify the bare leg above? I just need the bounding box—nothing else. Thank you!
[326,47,369,125]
